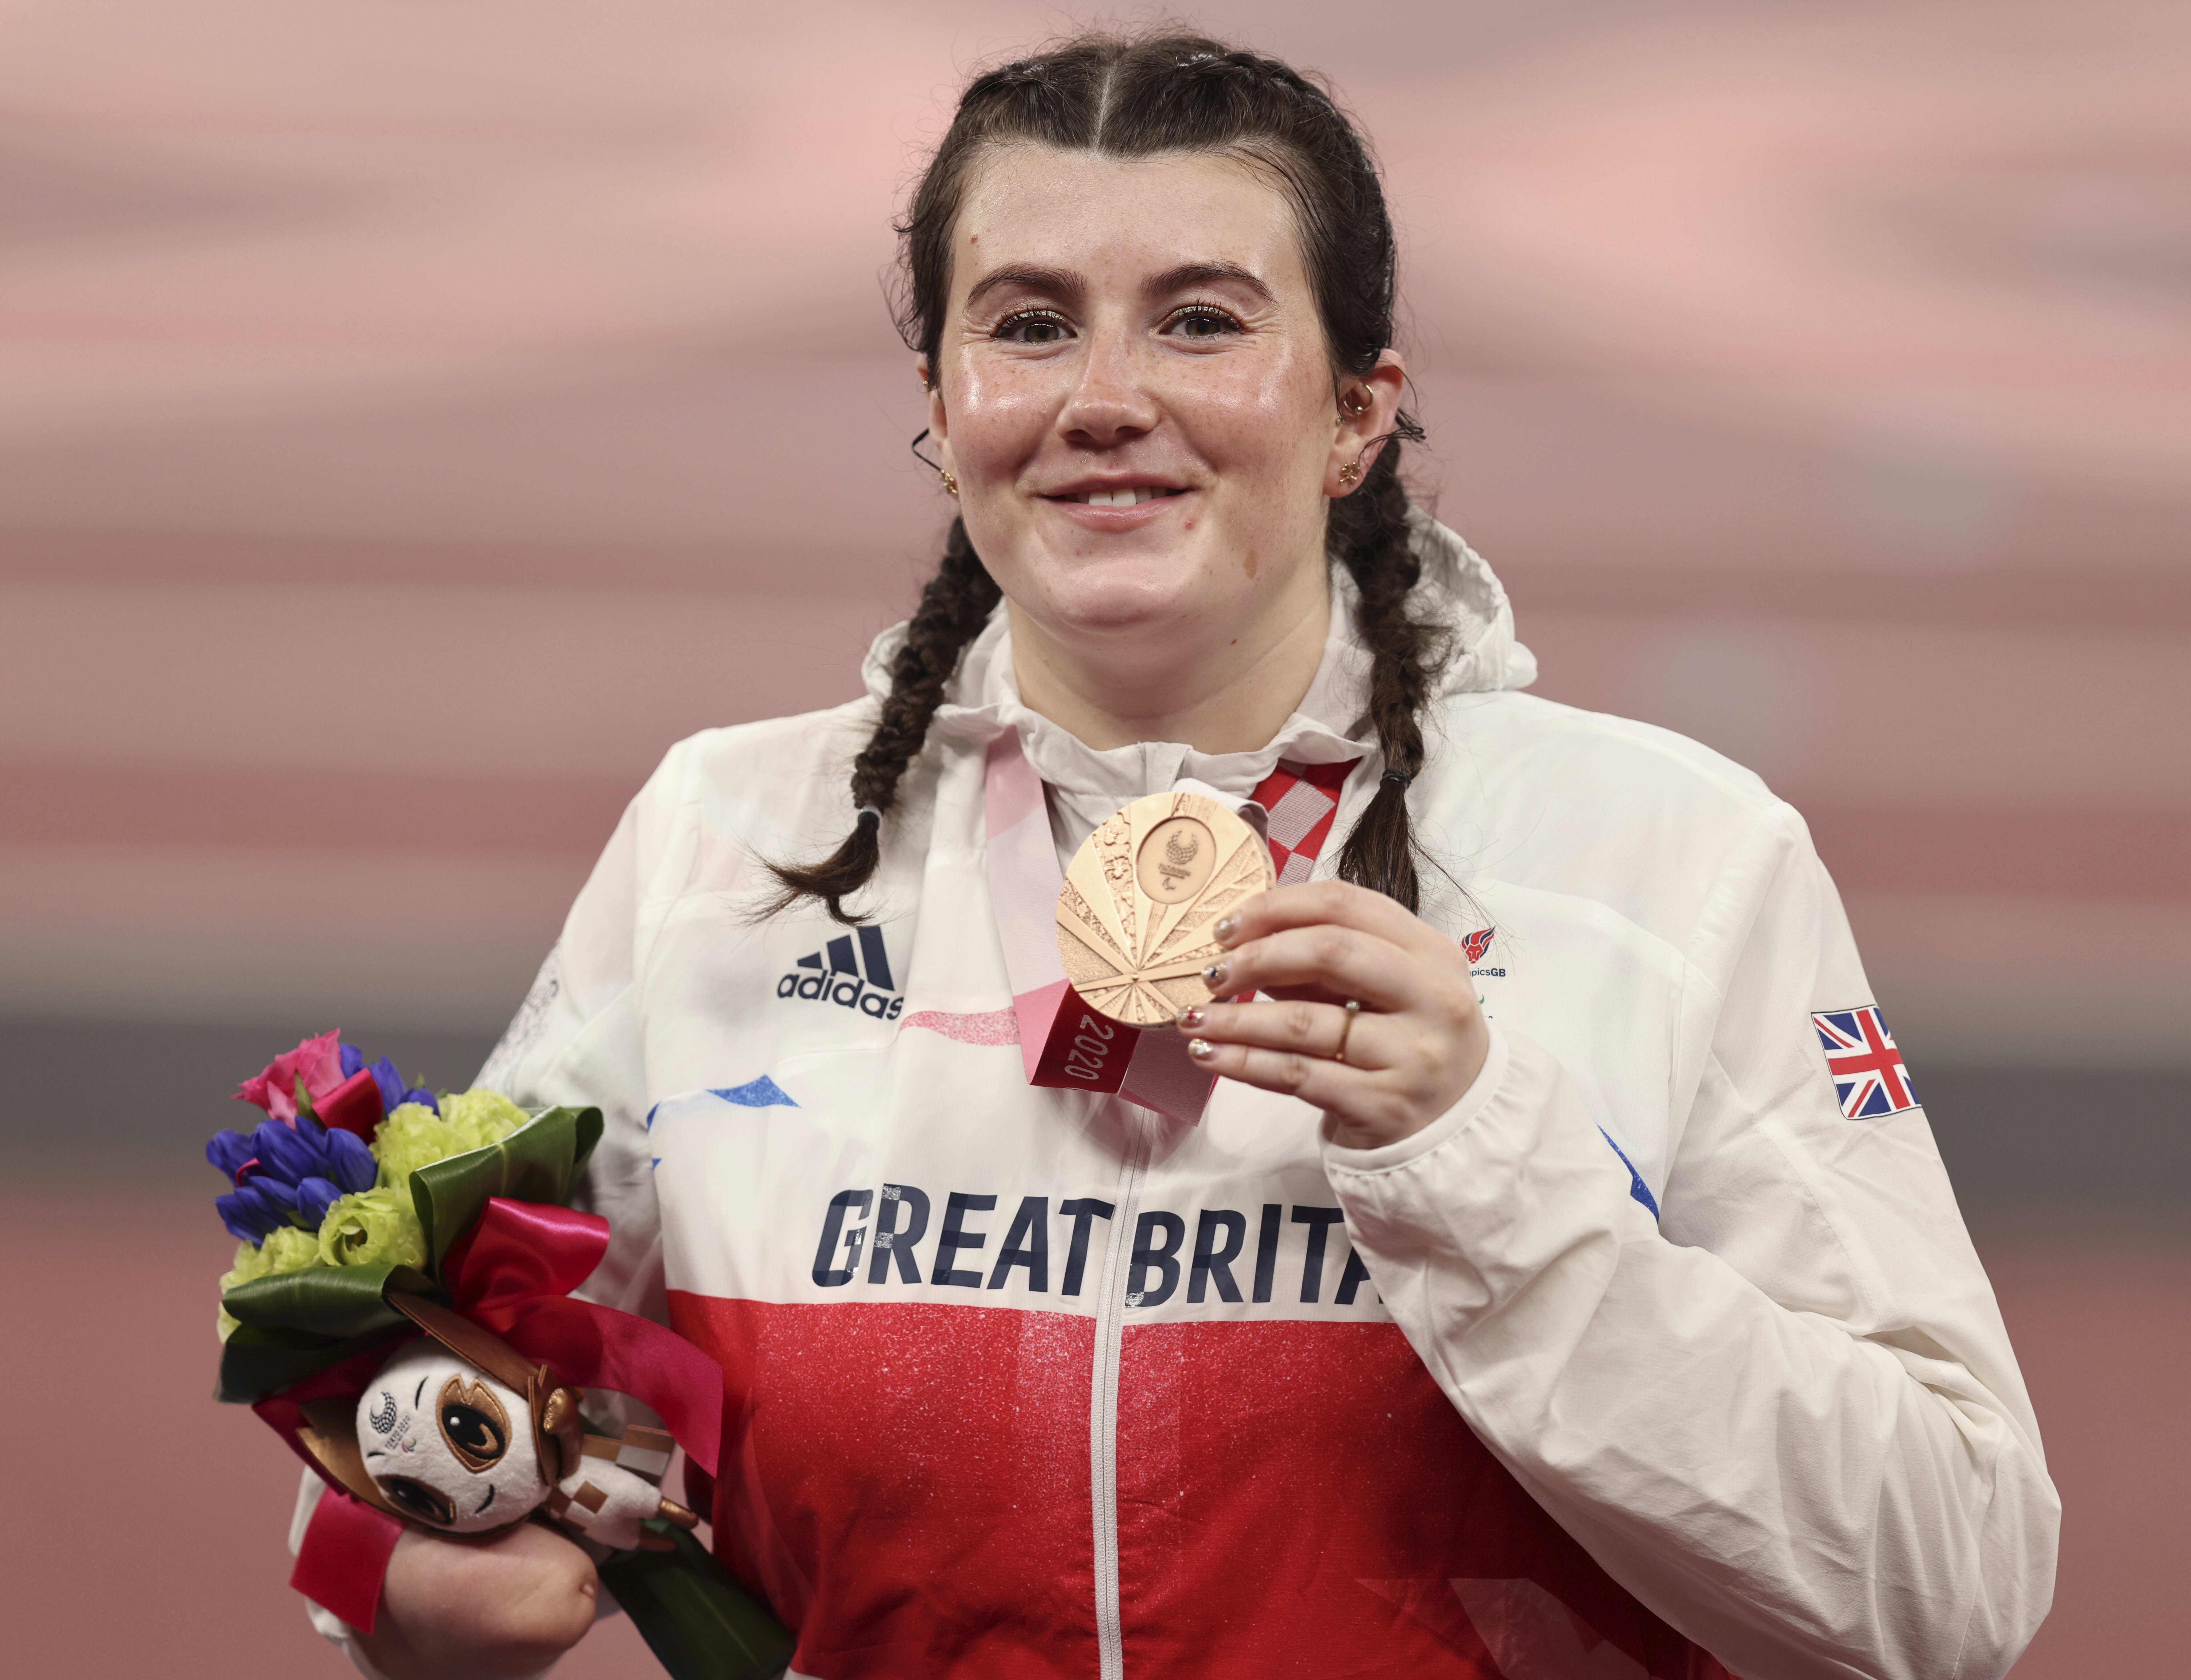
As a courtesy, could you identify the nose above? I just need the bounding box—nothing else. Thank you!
[1056,318,1159,447]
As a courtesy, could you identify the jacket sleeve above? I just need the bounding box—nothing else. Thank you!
[476,734,703,1339]
[1321,800,2058,1680]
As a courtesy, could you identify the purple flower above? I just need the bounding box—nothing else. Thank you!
[294,1176,347,1226]
[215,1180,287,1243]
[206,1114,377,1245]
[206,1129,257,1181]
[215,1172,308,1242]
[341,1041,438,1116]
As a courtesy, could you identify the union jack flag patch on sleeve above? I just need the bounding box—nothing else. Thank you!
[1813,1005,1920,1119]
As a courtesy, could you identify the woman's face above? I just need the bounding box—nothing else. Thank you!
[927,146,1399,671]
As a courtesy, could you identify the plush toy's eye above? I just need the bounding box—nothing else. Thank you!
[437,1375,511,1472]
[380,1476,455,1526]
[443,1403,507,1465]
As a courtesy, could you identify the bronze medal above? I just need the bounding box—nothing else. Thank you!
[1055,790,1275,1028]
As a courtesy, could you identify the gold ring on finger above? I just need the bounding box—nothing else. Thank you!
[1333,999,1362,1063]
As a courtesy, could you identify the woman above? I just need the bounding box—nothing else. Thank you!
[318,31,2056,1680]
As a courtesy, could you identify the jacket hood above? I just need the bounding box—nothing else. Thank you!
[1407,509,1538,699]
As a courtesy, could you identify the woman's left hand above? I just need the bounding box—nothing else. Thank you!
[1177,880,1492,1151]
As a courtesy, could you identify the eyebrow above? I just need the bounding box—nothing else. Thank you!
[961,259,1275,312]
[1144,261,1274,305]
[963,264,1083,311]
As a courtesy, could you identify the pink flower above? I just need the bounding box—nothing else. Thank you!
[235,1030,348,1123]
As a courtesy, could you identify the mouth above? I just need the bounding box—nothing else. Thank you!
[1043,478,1191,509]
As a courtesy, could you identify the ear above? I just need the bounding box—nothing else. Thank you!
[924,364,954,479]
[1327,349,1407,497]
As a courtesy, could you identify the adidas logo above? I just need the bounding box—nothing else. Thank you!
[777,926,904,1020]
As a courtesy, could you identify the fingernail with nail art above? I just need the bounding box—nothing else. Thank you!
[1176,1005,1205,1030]
[1201,961,1228,988]
[1214,916,1238,943]
[1187,1038,1215,1061]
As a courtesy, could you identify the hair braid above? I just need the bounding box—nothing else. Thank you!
[764,517,999,923]
[1329,436,1444,914]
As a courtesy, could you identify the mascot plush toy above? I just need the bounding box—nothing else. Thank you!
[207,1033,790,1680]
[333,1296,699,1551]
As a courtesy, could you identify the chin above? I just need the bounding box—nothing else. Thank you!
[1034,564,1208,637]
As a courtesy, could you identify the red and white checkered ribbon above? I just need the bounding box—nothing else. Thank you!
[1251,758,1354,886]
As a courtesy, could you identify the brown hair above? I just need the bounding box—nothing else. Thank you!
[772,29,1444,922]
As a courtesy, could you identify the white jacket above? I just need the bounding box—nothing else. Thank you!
[324,518,2056,1680]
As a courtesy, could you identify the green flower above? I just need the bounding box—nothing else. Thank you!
[216,1224,322,1339]
[373,1101,459,1186]
[316,1186,428,1270]
[440,1088,531,1150]
[371,1090,531,1188]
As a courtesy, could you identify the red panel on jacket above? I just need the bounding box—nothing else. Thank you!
[670,1293,1734,1679]
[1115,1319,1734,1677]
[671,1295,1101,1678]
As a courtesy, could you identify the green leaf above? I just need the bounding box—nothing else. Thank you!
[214,1320,409,1405]
[222,1263,436,1338]
[214,1265,441,1403]
[596,1522,795,1680]
[410,1105,603,1276]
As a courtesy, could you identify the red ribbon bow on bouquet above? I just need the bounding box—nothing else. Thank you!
[439,1198,723,1469]
[266,1198,724,1633]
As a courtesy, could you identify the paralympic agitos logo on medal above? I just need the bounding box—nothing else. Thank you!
[778,926,904,1020]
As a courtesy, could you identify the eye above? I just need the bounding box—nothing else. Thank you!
[1163,304,1241,341]
[442,1403,508,1463]
[994,308,1072,345]
[436,1374,512,1472]
[380,1476,455,1526]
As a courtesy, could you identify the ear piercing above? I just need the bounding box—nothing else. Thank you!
[1336,388,1373,492]
[939,469,959,498]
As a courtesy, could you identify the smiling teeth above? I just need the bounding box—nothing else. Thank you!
[1080,488,1165,506]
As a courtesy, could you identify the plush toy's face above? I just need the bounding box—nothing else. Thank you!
[355,1342,550,1532]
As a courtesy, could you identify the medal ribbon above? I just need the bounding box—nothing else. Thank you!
[983,732,1357,1124]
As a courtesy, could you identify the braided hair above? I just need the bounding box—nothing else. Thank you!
[770,30,1446,922]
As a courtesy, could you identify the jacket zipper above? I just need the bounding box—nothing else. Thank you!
[1090,1104,1151,1680]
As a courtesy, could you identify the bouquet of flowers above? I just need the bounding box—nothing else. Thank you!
[207,1031,791,1680]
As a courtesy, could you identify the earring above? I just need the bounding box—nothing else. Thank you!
[1342,389,1372,417]
[939,469,959,498]
[1336,462,1362,489]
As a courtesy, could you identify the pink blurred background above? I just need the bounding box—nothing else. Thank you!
[1,1,2183,1673]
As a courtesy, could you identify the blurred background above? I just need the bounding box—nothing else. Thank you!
[1,0,2182,1672]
